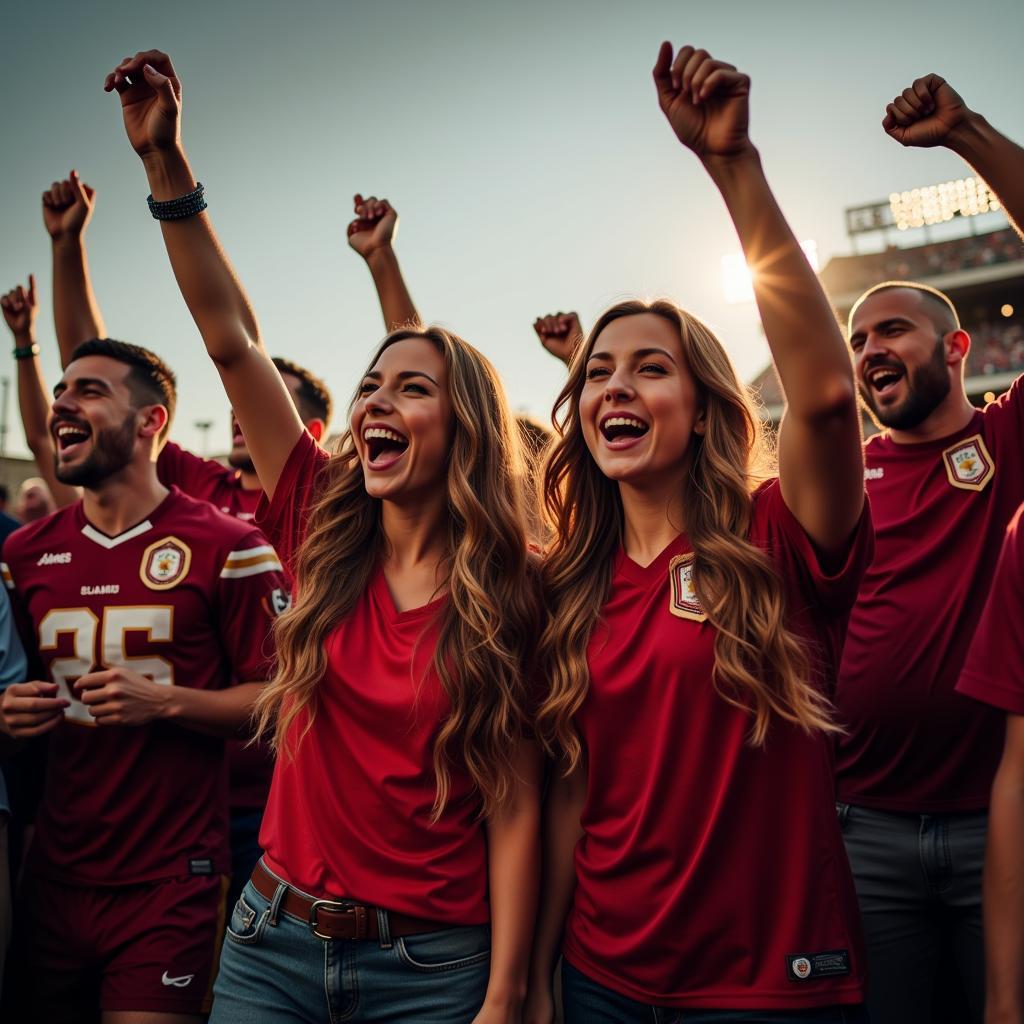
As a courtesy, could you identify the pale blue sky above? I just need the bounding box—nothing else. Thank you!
[1,0,1021,456]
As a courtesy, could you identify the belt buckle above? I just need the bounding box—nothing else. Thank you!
[308,898,368,940]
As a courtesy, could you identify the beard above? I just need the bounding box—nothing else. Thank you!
[54,416,137,488]
[227,448,255,474]
[862,338,951,431]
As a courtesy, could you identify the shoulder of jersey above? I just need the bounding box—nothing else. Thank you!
[169,492,281,578]
[2,502,81,564]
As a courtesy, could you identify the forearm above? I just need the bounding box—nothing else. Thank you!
[528,773,585,987]
[705,149,856,420]
[365,247,420,331]
[13,337,78,508]
[162,680,264,738]
[984,769,1024,1021]
[141,146,262,368]
[949,114,1024,241]
[52,238,106,366]
[483,744,542,1012]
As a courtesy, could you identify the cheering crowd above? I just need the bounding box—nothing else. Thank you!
[0,38,1021,1024]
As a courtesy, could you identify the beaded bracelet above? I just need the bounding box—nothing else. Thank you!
[13,343,40,360]
[147,183,207,221]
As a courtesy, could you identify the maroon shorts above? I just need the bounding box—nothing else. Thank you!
[21,871,229,1019]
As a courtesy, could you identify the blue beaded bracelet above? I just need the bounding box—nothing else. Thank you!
[148,183,207,221]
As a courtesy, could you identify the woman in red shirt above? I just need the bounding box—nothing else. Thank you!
[107,50,541,1024]
[526,44,871,1023]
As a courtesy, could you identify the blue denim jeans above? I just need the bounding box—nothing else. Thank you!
[562,960,870,1023]
[210,874,490,1023]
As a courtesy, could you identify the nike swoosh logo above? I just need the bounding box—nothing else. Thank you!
[161,972,195,987]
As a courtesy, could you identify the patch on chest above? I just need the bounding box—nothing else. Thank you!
[942,434,994,492]
[140,536,192,591]
[668,553,707,622]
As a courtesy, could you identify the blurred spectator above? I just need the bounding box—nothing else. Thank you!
[13,478,56,524]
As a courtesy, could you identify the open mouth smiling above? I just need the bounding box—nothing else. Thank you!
[363,424,410,469]
[53,421,91,454]
[599,413,650,448]
[865,365,905,397]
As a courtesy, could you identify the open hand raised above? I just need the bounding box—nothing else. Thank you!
[1,276,38,341]
[883,74,970,149]
[42,171,96,241]
[653,43,753,163]
[103,50,182,158]
[533,311,583,365]
[347,195,399,259]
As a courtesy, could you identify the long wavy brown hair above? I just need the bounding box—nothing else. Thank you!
[254,327,536,819]
[538,299,837,769]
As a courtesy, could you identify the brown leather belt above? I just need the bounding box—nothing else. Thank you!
[251,861,444,941]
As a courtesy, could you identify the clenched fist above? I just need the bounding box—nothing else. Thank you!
[42,171,96,242]
[653,43,753,163]
[103,49,182,159]
[347,194,399,260]
[1,277,38,342]
[534,312,584,366]
[882,74,971,149]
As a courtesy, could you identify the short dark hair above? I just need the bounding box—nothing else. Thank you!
[272,356,332,426]
[68,338,177,438]
[0,485,9,505]
[849,281,961,336]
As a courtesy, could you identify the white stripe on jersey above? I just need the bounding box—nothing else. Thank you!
[81,520,154,549]
[220,546,283,580]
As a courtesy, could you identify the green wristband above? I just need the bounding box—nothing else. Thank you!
[13,343,40,360]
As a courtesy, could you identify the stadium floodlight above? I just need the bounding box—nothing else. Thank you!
[721,240,820,305]
[889,176,1001,231]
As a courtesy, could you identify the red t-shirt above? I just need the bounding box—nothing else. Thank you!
[157,440,272,809]
[2,489,287,885]
[956,502,1024,715]
[836,380,1024,812]
[562,481,873,1009]
[255,432,490,924]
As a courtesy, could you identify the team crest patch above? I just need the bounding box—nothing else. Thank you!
[942,434,994,492]
[140,537,192,591]
[669,553,707,622]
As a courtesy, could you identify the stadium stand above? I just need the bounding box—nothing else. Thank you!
[752,219,1024,431]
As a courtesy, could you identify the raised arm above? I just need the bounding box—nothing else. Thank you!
[653,43,863,555]
[883,74,1024,242]
[104,51,303,499]
[0,278,80,509]
[533,312,584,367]
[347,194,420,331]
[42,172,106,367]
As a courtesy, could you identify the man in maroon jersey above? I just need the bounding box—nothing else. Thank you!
[28,172,329,908]
[835,74,1024,1024]
[0,337,286,1022]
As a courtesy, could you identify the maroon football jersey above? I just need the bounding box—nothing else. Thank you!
[837,379,1024,812]
[2,487,287,885]
[157,441,261,522]
[957,502,1024,715]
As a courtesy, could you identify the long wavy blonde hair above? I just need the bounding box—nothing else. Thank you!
[254,327,537,818]
[538,300,836,768]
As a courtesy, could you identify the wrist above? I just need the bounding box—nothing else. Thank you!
[141,146,197,201]
[365,245,398,274]
[701,144,762,186]
[52,234,86,254]
[946,110,991,160]
[11,331,37,347]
